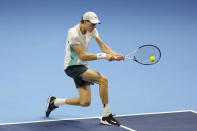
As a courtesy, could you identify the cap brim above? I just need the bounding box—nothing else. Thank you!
[90,19,101,24]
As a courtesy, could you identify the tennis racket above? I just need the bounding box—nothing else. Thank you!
[125,45,161,65]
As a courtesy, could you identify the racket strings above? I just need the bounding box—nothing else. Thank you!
[135,46,161,65]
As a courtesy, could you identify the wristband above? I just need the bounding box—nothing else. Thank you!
[97,53,106,59]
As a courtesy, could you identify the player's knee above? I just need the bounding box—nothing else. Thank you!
[80,100,91,107]
[80,97,91,107]
[100,75,108,85]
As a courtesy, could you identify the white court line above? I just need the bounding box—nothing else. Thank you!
[190,110,197,114]
[120,125,136,131]
[98,117,136,131]
[0,110,195,126]
[115,110,195,117]
[0,116,101,125]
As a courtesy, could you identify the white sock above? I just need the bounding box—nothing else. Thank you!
[54,98,66,106]
[103,104,111,117]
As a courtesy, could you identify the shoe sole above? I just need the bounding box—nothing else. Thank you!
[45,95,53,117]
[100,119,113,126]
[100,119,120,126]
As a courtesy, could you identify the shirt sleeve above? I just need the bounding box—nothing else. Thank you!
[69,36,80,45]
[68,30,80,45]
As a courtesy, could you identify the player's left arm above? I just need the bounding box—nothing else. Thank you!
[95,36,124,60]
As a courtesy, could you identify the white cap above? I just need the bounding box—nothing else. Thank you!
[82,11,101,24]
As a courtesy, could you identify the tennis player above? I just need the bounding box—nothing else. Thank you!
[45,11,124,126]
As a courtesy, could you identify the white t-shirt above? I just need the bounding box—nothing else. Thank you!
[64,24,99,69]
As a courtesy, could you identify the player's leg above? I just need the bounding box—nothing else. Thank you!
[46,65,92,117]
[81,69,120,126]
[65,85,91,106]
[45,85,91,117]
[81,69,108,105]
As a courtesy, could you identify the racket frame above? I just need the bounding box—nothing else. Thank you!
[125,44,161,65]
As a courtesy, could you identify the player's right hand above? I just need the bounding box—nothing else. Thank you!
[106,54,114,61]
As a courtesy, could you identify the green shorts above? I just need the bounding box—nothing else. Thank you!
[65,65,93,88]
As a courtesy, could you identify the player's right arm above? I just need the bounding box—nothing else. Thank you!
[72,44,113,61]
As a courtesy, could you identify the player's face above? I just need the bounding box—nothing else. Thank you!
[86,21,96,32]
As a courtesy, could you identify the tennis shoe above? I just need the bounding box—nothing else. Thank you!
[100,114,120,126]
[45,96,59,117]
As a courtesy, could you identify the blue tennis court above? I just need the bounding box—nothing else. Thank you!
[1,0,197,130]
[1,111,197,131]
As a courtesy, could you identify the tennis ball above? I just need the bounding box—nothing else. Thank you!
[149,56,155,62]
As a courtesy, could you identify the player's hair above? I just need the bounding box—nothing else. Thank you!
[80,17,90,24]
[80,17,84,24]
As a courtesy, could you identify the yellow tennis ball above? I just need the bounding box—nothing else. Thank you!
[149,56,155,62]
